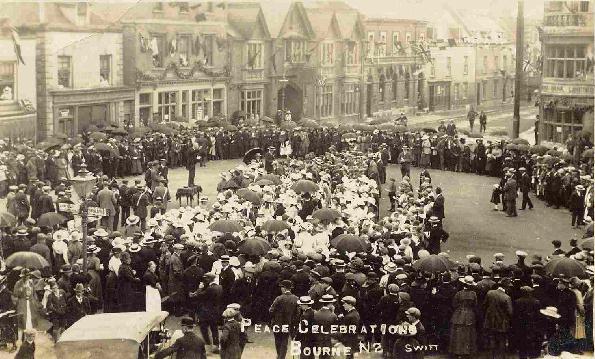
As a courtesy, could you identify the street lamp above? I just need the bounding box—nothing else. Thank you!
[70,161,96,273]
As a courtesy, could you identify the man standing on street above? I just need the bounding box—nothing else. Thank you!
[519,167,534,210]
[483,282,513,359]
[119,180,131,228]
[398,146,413,178]
[97,183,117,232]
[269,280,299,359]
[467,107,477,132]
[155,317,207,359]
[479,111,487,133]
[570,185,586,228]
[503,171,518,217]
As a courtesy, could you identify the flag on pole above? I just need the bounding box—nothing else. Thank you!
[11,27,25,65]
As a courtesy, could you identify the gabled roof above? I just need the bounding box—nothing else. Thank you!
[260,1,292,38]
[334,9,363,40]
[278,2,315,40]
[304,9,336,40]
[226,3,270,39]
[0,3,110,31]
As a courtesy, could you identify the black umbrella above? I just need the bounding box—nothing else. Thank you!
[243,147,263,164]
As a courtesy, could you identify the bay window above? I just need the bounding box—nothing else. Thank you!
[240,89,262,117]
[157,91,177,122]
[321,85,333,118]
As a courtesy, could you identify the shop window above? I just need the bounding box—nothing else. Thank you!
[212,88,224,116]
[158,91,176,121]
[0,62,15,101]
[139,93,152,126]
[57,107,74,136]
[321,85,333,118]
[240,89,262,117]
[99,55,111,86]
[58,56,72,88]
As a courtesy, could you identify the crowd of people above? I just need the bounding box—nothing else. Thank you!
[0,117,592,358]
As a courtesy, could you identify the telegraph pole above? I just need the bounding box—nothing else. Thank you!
[513,0,524,138]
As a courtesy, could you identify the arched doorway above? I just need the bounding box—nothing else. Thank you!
[277,83,303,121]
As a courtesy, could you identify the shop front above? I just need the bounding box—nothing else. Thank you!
[51,87,135,136]
[428,81,451,111]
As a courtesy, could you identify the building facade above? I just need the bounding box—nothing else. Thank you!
[473,43,516,110]
[363,18,427,117]
[17,2,136,139]
[538,0,594,143]
[0,34,37,139]
[119,3,230,126]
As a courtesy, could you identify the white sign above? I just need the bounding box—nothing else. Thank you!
[196,106,203,121]
[58,203,77,213]
[88,207,108,217]
[556,126,562,133]
[59,109,71,117]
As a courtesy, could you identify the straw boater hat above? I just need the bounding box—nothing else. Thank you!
[540,306,561,319]
[458,275,476,286]
[93,228,109,238]
[298,296,314,305]
[126,215,140,226]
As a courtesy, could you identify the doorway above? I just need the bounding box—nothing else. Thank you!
[277,84,303,121]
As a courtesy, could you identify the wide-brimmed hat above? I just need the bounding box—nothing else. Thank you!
[87,244,101,254]
[319,294,336,303]
[128,244,141,253]
[93,228,109,238]
[383,262,398,273]
[243,261,256,273]
[126,216,140,226]
[298,296,314,305]
[428,216,440,223]
[540,306,561,319]
[458,275,476,286]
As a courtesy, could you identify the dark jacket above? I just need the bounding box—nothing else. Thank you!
[269,292,299,326]
[196,283,223,322]
[155,331,207,359]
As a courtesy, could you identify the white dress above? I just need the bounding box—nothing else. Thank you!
[280,140,292,157]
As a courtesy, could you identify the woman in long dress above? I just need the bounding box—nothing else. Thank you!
[449,276,478,357]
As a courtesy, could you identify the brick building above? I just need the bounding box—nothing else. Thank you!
[538,0,594,143]
[362,18,428,117]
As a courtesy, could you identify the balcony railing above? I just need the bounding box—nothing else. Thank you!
[242,69,265,81]
[366,55,418,64]
[544,13,592,27]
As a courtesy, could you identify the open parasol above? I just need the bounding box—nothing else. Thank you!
[580,237,593,251]
[291,179,319,193]
[544,257,586,278]
[255,179,275,186]
[209,220,243,233]
[330,234,370,253]
[312,208,341,221]
[412,254,454,273]
[93,143,119,157]
[262,220,290,233]
[243,147,263,164]
[255,174,282,185]
[5,251,50,269]
[236,188,261,205]
[38,212,68,227]
[237,237,271,256]
[89,131,107,141]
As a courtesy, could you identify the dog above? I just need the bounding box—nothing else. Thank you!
[175,185,202,206]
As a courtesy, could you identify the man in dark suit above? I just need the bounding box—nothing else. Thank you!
[269,280,299,359]
[290,263,311,297]
[432,187,445,221]
[512,287,542,359]
[483,283,513,359]
[37,186,55,218]
[339,296,361,359]
[66,283,92,326]
[194,273,223,353]
[569,185,586,228]
[313,294,338,359]
[518,167,534,210]
[132,184,151,230]
[295,296,316,359]
[503,171,518,217]
[119,180,132,227]
[155,317,207,359]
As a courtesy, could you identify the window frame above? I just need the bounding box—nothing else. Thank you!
[245,41,264,69]
[99,54,112,85]
[341,83,359,115]
[320,84,333,118]
[463,56,469,75]
[157,91,177,122]
[0,61,16,101]
[285,40,306,64]
[57,55,72,88]
[321,41,335,66]
[392,32,400,55]
[240,89,263,117]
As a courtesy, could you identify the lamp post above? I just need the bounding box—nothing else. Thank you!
[70,162,96,274]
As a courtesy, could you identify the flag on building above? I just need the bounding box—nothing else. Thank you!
[0,19,25,65]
